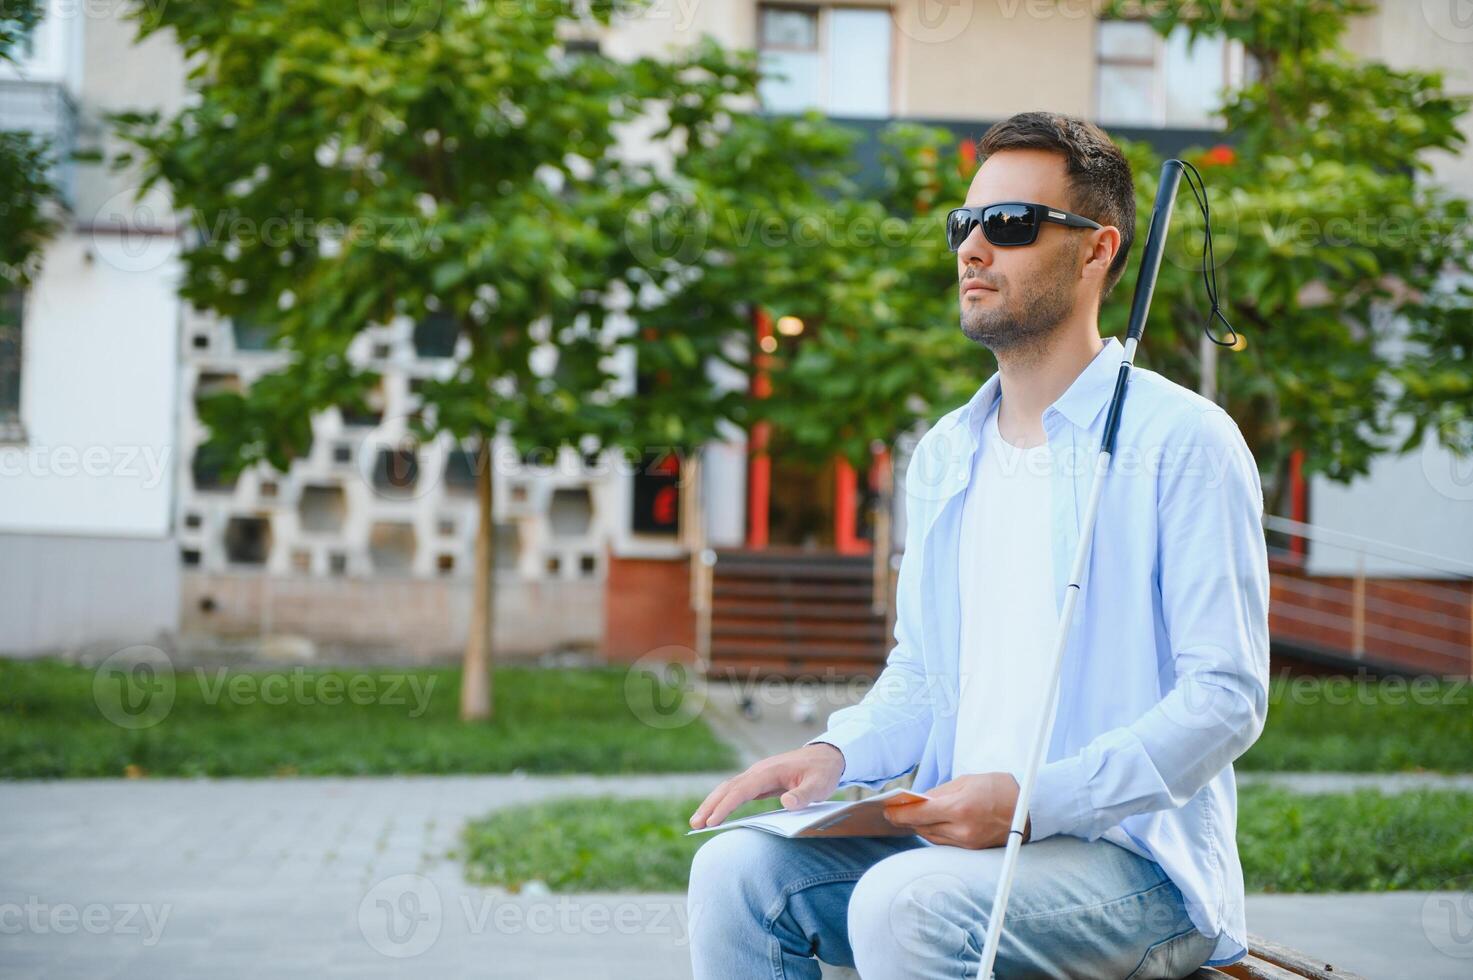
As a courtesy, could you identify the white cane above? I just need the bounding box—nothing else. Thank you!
[977,157,1235,978]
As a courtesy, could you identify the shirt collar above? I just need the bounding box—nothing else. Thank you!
[955,335,1124,442]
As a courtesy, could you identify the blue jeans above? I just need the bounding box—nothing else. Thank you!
[687,829,1217,979]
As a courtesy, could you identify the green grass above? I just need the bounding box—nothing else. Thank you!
[1238,787,1473,892]
[459,788,1473,894]
[460,794,787,892]
[4,663,1469,779]
[1238,675,1473,773]
[0,658,736,778]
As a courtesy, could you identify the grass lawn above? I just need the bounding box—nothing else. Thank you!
[459,787,1473,894]
[1239,675,1473,773]
[4,662,1468,780]
[0,658,736,778]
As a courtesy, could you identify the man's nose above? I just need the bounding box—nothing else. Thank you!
[957,223,992,268]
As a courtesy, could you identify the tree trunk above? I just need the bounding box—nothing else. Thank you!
[461,434,495,721]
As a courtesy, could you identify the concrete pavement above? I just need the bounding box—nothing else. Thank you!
[2,774,1470,978]
[0,774,721,979]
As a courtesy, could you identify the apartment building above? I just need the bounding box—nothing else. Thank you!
[1,2,1467,671]
[598,1,1473,678]
[0,1,184,655]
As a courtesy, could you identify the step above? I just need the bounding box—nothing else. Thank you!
[711,619,888,642]
[710,600,884,622]
[713,580,876,602]
[710,638,889,661]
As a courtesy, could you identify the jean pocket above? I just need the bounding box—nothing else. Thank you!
[1122,927,1213,980]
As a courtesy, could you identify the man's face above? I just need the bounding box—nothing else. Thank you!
[956,149,1087,354]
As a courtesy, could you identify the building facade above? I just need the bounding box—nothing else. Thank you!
[1,1,1468,671]
[0,0,184,656]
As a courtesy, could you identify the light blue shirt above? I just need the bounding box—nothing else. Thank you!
[808,335,1271,968]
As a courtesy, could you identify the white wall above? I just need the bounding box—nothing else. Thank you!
[1307,417,1473,579]
[0,233,181,537]
[1306,4,1473,577]
[0,0,84,92]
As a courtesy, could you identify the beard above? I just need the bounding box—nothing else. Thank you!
[959,242,1080,358]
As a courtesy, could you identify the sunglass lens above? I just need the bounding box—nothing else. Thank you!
[946,209,975,251]
[981,204,1037,246]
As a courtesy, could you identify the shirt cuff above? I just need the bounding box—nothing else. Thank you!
[804,729,899,790]
[804,736,849,781]
[1027,753,1092,842]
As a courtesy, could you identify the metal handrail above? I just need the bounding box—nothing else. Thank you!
[1263,514,1473,580]
[1263,514,1472,674]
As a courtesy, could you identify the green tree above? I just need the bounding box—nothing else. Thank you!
[112,1,781,719]
[0,0,62,293]
[639,110,984,546]
[750,122,981,472]
[1101,0,1473,509]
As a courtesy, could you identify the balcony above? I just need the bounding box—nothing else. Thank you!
[0,78,80,209]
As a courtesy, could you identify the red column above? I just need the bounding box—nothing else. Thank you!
[1289,448,1308,561]
[834,445,887,557]
[834,456,861,555]
[746,308,773,549]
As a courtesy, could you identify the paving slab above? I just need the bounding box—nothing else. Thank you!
[2,772,1467,978]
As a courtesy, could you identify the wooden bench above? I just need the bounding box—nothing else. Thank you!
[1188,933,1365,979]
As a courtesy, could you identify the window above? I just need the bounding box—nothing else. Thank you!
[0,290,23,440]
[230,313,274,351]
[758,4,892,118]
[413,311,458,358]
[224,515,272,565]
[1095,21,1244,129]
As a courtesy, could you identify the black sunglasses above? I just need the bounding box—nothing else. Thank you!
[945,201,1103,251]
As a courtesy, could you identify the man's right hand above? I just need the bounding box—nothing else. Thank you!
[688,742,847,830]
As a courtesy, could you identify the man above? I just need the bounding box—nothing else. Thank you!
[686,111,1270,979]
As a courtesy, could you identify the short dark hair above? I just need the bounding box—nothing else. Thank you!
[975,112,1136,300]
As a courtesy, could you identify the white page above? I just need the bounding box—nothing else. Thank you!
[686,788,924,837]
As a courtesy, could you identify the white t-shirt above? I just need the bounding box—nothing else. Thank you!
[952,397,1152,861]
[952,397,1060,785]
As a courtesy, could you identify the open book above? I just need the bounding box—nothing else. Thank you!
[686,788,931,839]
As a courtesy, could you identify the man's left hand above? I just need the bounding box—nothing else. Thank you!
[881,773,1032,849]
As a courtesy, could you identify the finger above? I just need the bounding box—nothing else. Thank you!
[921,826,967,848]
[915,826,958,847]
[779,767,829,811]
[884,800,943,827]
[689,779,733,828]
[882,803,915,827]
[704,778,762,828]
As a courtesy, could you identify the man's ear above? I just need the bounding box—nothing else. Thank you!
[1081,226,1121,290]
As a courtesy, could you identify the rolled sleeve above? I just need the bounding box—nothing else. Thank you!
[1027,752,1092,842]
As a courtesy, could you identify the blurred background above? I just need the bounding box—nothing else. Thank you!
[0,1,1470,978]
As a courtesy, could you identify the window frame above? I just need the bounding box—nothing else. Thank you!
[756,3,894,117]
[0,288,26,443]
[1093,18,1246,130]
